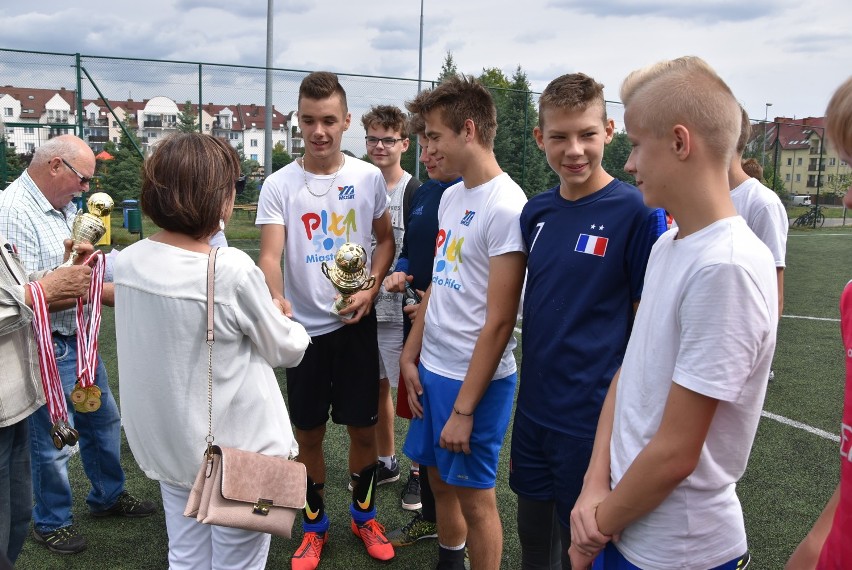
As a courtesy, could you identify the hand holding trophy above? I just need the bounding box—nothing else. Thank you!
[321,242,376,320]
[62,192,114,266]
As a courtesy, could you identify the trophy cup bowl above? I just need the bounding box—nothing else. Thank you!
[321,242,376,320]
[62,193,114,266]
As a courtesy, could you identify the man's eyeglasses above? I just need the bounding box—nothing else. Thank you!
[60,158,92,185]
[365,136,404,148]
[235,175,247,195]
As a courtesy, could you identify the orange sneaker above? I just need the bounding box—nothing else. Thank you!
[351,518,394,561]
[291,531,327,570]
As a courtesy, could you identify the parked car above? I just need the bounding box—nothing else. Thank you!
[791,195,812,206]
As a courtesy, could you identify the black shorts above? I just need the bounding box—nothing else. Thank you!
[286,312,380,430]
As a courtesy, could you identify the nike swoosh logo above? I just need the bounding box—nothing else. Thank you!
[305,502,320,520]
[356,473,375,510]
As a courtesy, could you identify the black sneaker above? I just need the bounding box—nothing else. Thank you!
[33,525,87,554]
[401,470,422,510]
[91,491,156,518]
[387,512,438,547]
[348,458,401,491]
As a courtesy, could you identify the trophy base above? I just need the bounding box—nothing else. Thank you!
[330,298,355,321]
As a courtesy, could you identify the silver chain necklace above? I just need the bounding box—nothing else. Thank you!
[302,153,344,198]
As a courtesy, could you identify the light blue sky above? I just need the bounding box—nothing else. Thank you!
[2,0,851,125]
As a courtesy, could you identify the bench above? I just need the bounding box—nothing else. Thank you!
[232,204,258,219]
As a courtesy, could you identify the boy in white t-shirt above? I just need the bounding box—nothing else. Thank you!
[256,72,395,569]
[729,106,788,319]
[569,57,778,570]
[400,75,527,570]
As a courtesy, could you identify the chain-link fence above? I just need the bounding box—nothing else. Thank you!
[1,47,632,196]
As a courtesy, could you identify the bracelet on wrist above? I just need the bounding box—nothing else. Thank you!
[453,406,474,417]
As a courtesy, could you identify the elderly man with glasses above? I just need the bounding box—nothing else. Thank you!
[0,135,155,556]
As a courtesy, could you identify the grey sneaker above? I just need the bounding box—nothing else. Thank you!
[387,512,438,547]
[33,525,87,554]
[401,470,422,510]
[348,458,401,491]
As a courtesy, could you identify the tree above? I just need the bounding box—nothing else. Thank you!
[0,136,28,187]
[437,51,458,83]
[100,123,143,202]
[235,143,260,203]
[602,131,635,184]
[176,100,199,133]
[478,66,553,196]
[825,173,852,201]
[271,142,294,174]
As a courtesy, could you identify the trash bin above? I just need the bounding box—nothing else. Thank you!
[126,208,143,240]
[121,199,138,228]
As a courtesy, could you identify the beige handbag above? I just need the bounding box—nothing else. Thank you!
[183,248,307,538]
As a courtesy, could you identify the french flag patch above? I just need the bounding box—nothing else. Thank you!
[575,234,608,257]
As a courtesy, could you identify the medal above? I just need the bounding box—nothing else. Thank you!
[70,383,88,405]
[73,251,105,414]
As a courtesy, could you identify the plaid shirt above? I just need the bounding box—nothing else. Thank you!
[0,170,79,335]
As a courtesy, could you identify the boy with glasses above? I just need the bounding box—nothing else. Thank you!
[360,106,421,502]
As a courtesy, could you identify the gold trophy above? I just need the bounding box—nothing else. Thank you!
[62,192,114,266]
[321,242,376,320]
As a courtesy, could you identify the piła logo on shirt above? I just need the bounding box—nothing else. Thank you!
[460,210,476,226]
[301,209,358,263]
[338,185,355,200]
[432,228,464,291]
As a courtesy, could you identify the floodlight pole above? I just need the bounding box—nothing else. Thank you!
[414,0,424,180]
[264,0,274,179]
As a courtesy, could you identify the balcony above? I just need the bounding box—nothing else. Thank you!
[143,119,163,128]
[87,118,109,126]
[807,164,826,172]
[213,120,232,130]
[88,135,108,142]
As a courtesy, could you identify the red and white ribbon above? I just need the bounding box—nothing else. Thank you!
[75,251,105,389]
[28,281,68,425]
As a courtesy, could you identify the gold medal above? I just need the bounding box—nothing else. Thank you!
[83,393,101,412]
[70,384,88,405]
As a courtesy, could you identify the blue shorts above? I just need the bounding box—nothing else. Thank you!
[402,363,516,489]
[592,543,751,570]
[509,411,593,527]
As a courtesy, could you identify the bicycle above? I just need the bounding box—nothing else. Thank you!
[792,204,826,228]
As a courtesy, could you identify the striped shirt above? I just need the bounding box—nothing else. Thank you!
[0,170,79,335]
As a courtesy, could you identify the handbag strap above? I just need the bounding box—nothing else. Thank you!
[205,247,219,453]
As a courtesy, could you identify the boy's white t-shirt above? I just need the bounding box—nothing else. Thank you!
[611,217,778,570]
[256,155,388,336]
[730,177,788,268]
[420,172,527,381]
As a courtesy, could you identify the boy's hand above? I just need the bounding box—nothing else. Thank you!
[568,544,598,570]
[383,271,411,293]
[401,359,423,418]
[570,483,613,556]
[439,413,473,454]
[273,297,294,318]
[337,290,373,324]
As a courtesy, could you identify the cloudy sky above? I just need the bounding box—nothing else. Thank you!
[2,0,851,128]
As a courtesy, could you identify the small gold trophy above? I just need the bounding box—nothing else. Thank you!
[321,242,376,320]
[63,192,114,266]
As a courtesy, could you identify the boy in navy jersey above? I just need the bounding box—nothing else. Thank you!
[510,73,666,569]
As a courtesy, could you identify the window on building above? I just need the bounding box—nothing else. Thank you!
[785,173,791,182]
[3,107,12,117]
[112,121,118,127]
[250,139,258,147]
[113,137,118,143]
[829,157,836,166]
[25,143,34,152]
[796,173,801,182]
[787,158,792,166]
[250,154,258,161]
[797,157,803,166]
[23,127,34,134]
